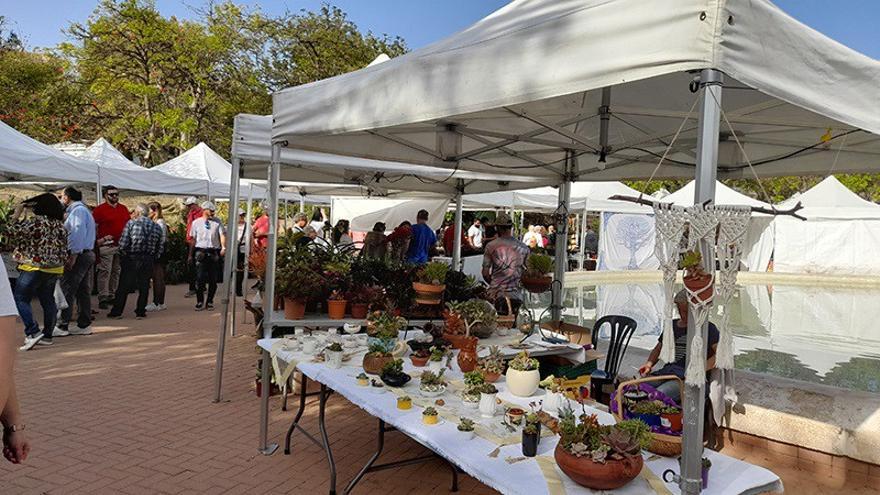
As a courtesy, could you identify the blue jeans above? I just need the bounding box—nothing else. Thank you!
[13,270,59,339]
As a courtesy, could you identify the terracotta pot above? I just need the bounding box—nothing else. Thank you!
[482,370,501,383]
[554,445,643,490]
[442,332,467,350]
[410,355,429,367]
[413,282,445,305]
[283,298,306,320]
[350,303,369,319]
[661,411,683,432]
[363,353,392,375]
[521,274,552,293]
[457,337,479,373]
[683,273,713,302]
[506,368,540,397]
[327,299,347,319]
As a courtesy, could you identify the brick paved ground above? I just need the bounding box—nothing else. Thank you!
[0,284,876,494]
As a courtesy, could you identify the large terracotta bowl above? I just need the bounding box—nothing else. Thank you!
[554,445,643,490]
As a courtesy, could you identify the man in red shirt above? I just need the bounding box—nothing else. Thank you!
[92,186,131,308]
[183,197,203,297]
[252,202,271,250]
[443,220,470,256]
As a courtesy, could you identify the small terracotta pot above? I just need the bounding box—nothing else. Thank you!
[683,273,713,302]
[521,274,552,293]
[661,411,683,432]
[350,303,369,319]
[442,332,467,350]
[457,337,479,373]
[363,353,392,375]
[554,445,643,490]
[413,282,445,305]
[327,299,347,319]
[283,298,306,320]
[410,355,429,367]
[482,370,501,383]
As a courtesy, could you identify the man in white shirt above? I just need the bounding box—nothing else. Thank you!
[188,202,226,311]
[467,217,484,249]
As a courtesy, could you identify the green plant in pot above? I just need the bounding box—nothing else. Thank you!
[419,368,447,397]
[522,402,543,457]
[506,351,541,397]
[363,341,394,375]
[628,400,665,429]
[660,405,683,432]
[324,260,352,319]
[680,250,713,303]
[324,342,344,369]
[461,370,484,405]
[457,417,476,440]
[554,403,652,490]
[521,253,554,293]
[413,261,450,305]
[379,358,410,388]
[478,345,505,382]
[276,260,324,320]
[349,285,385,319]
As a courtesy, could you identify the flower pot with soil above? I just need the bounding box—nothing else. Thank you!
[324,343,344,369]
[327,290,348,320]
[478,345,505,383]
[680,250,713,303]
[505,351,540,397]
[457,336,479,373]
[413,262,449,305]
[410,349,431,367]
[521,254,553,293]
[661,406,683,432]
[283,298,306,320]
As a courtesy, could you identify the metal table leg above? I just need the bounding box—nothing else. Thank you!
[318,384,337,495]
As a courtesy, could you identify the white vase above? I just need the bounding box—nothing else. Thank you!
[479,392,498,417]
[506,368,540,397]
[544,391,566,412]
[459,430,475,441]
[325,350,343,369]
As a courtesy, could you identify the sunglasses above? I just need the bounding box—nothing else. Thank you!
[107,192,119,197]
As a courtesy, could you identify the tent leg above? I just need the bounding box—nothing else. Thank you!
[213,156,241,403]
[259,142,282,455]
[551,152,573,322]
[681,68,723,495]
[452,180,464,269]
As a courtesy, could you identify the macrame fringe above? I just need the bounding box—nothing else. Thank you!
[660,319,676,363]
[715,324,735,370]
[685,333,705,385]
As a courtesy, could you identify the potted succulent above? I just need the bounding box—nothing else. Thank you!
[379,359,411,388]
[628,400,665,428]
[506,407,525,425]
[363,341,394,375]
[349,285,385,319]
[323,260,352,317]
[413,261,450,305]
[661,405,683,432]
[356,372,369,386]
[554,404,653,490]
[506,351,541,397]
[680,250,713,302]
[701,457,712,489]
[397,395,413,410]
[366,310,406,340]
[540,375,568,412]
[522,407,542,457]
[410,348,431,367]
[327,290,348,319]
[419,369,447,397]
[277,260,324,320]
[460,370,484,406]
[428,346,448,371]
[478,383,498,418]
[521,253,554,293]
[457,417,476,440]
[324,342,344,369]
[478,346,505,383]
[422,406,440,425]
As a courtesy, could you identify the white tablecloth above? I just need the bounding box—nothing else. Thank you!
[258,338,782,495]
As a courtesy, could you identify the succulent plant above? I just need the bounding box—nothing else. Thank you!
[602,428,642,458]
[417,261,450,285]
[429,346,446,361]
[381,358,404,376]
[420,369,447,388]
[480,383,498,395]
[458,417,475,432]
[509,351,539,371]
[463,370,485,388]
[325,342,343,352]
[423,406,438,416]
[478,346,505,374]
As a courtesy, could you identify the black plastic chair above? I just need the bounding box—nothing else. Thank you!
[589,315,637,404]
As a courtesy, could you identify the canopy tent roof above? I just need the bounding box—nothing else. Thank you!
[778,176,880,220]
[234,114,544,196]
[0,120,98,183]
[661,180,772,209]
[272,0,880,183]
[462,181,650,213]
[58,138,143,170]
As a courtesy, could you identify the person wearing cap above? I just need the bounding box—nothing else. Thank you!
[92,185,130,309]
[188,202,226,311]
[638,289,720,404]
[107,204,164,320]
[234,209,250,297]
[361,222,388,259]
[182,196,203,298]
[481,213,530,316]
[252,201,270,250]
[405,210,437,264]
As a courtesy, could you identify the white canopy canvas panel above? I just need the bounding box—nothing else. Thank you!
[272,0,880,183]
[774,176,880,275]
[234,114,545,197]
[330,197,449,233]
[462,181,651,214]
[0,120,98,183]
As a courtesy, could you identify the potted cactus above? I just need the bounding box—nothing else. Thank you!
[680,250,713,302]
[478,345,505,382]
[419,369,447,397]
[324,342,344,369]
[521,253,554,293]
[413,261,450,305]
[457,417,476,440]
[422,406,440,425]
[506,351,541,397]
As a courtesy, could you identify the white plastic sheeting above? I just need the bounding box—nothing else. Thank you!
[774,178,880,275]
[272,0,880,182]
[597,212,659,271]
[329,197,449,233]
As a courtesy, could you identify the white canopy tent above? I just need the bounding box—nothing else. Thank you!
[462,182,650,213]
[775,176,880,275]
[0,120,99,183]
[330,197,449,233]
[267,0,879,488]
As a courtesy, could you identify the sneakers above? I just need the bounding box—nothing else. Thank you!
[53,326,70,337]
[155,304,167,311]
[205,303,214,310]
[20,334,43,351]
[184,290,196,298]
[68,326,93,336]
[195,303,205,311]
[145,303,157,312]
[37,338,53,346]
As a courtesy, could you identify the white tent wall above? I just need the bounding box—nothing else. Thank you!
[597,211,659,270]
[330,197,449,233]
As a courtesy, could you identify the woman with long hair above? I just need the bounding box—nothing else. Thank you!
[5,193,68,350]
[146,202,168,312]
[331,219,352,245]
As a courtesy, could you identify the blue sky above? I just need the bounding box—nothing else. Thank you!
[3,0,878,59]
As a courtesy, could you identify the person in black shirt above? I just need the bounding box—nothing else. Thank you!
[638,289,719,404]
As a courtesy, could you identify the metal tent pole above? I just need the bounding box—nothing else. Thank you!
[299,195,305,213]
[551,151,573,322]
[681,68,723,495]
[452,180,465,269]
[213,155,241,403]
[258,143,282,455]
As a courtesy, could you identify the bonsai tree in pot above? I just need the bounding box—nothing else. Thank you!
[413,261,450,305]
[554,404,653,490]
[506,351,541,397]
[276,260,324,320]
[478,346,505,382]
[419,369,447,397]
[680,250,713,302]
[521,253,554,293]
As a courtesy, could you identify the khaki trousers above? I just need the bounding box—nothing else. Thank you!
[96,245,121,301]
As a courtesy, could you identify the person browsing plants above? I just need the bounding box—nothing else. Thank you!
[107,204,165,320]
[481,213,530,315]
[188,202,226,311]
[406,210,437,264]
